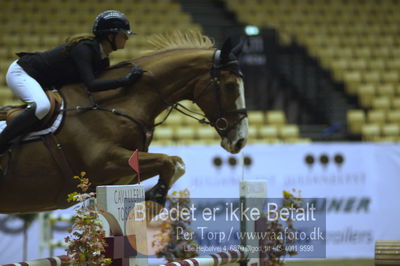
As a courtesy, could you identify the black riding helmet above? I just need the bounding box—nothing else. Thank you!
[92,10,134,50]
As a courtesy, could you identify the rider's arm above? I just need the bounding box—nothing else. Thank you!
[69,43,133,92]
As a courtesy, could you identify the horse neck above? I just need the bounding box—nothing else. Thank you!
[127,49,215,121]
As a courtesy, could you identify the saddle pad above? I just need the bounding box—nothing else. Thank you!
[0,101,64,142]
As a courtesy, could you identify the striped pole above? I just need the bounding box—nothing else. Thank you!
[161,248,248,266]
[2,255,68,266]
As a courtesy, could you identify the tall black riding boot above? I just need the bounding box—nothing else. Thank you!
[0,103,41,154]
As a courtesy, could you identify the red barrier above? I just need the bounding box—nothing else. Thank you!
[2,255,68,266]
[161,248,249,266]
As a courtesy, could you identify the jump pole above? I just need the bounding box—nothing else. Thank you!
[2,255,68,266]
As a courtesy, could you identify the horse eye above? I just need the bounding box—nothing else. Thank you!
[225,82,238,90]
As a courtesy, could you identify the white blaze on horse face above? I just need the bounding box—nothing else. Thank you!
[221,78,249,154]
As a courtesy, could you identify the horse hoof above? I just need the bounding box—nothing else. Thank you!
[145,180,168,207]
[169,157,185,188]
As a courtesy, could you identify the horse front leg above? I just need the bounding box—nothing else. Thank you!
[135,151,186,188]
[103,147,185,189]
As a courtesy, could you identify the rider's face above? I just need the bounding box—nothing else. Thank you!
[115,33,129,49]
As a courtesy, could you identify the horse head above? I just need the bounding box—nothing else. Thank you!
[193,37,248,154]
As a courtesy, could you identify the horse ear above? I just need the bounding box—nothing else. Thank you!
[220,37,233,64]
[231,37,245,57]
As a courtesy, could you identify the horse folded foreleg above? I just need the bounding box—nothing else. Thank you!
[135,152,186,188]
[104,148,186,188]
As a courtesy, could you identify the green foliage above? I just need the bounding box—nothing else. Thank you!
[64,172,112,266]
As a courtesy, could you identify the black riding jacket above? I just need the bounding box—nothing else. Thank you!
[17,39,130,91]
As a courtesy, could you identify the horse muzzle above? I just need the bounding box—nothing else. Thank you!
[220,117,248,154]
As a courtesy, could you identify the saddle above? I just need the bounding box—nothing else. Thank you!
[0,90,63,131]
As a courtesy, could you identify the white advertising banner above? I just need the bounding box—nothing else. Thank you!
[146,143,400,259]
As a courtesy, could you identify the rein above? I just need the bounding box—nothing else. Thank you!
[60,84,154,150]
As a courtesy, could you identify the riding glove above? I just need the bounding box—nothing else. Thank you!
[126,64,144,83]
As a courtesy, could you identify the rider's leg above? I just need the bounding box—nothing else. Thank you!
[0,60,51,154]
[0,103,40,153]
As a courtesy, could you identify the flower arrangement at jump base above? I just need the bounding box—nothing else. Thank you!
[64,172,112,266]
[261,189,303,266]
[152,189,199,262]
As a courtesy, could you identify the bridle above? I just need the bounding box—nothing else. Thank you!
[157,49,248,138]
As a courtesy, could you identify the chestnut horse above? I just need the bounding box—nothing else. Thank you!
[0,31,248,213]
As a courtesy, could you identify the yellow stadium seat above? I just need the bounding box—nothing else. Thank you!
[392,98,400,109]
[357,84,375,107]
[367,110,386,126]
[388,47,400,58]
[363,71,381,84]
[354,47,372,58]
[279,125,300,139]
[373,47,391,58]
[151,139,176,146]
[0,47,11,60]
[377,84,395,97]
[368,59,386,71]
[165,113,185,127]
[0,89,15,106]
[349,58,368,70]
[153,127,174,141]
[196,127,218,140]
[362,123,380,141]
[382,71,400,83]
[347,109,365,134]
[182,115,201,128]
[386,58,400,70]
[371,96,391,110]
[339,47,354,59]
[248,111,265,127]
[20,35,41,47]
[343,71,362,94]
[259,125,278,139]
[41,35,61,48]
[248,125,258,140]
[382,124,400,137]
[0,75,5,87]
[265,110,286,126]
[331,59,349,72]
[175,127,195,141]
[3,35,21,46]
[387,110,400,124]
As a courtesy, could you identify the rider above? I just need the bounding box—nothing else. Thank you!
[0,10,143,155]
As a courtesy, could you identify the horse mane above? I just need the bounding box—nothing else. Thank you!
[110,31,215,67]
[146,30,215,52]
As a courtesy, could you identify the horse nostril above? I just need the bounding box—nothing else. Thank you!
[235,138,245,151]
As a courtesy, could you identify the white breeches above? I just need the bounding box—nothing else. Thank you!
[6,60,51,120]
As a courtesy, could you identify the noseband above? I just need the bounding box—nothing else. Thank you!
[150,49,248,138]
[190,50,248,137]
